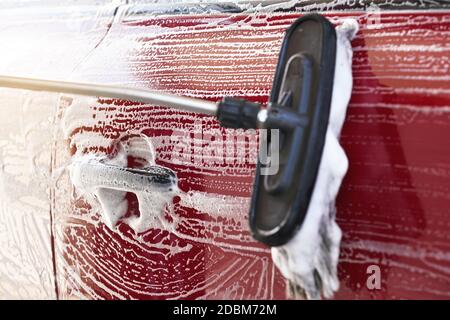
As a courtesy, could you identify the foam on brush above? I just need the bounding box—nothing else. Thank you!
[271,19,359,300]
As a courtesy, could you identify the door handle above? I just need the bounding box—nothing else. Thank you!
[70,156,178,233]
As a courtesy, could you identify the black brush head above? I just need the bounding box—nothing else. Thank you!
[249,14,337,247]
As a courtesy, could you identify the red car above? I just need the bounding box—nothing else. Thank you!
[0,0,449,300]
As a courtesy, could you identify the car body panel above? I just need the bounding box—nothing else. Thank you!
[0,2,449,299]
[0,4,117,299]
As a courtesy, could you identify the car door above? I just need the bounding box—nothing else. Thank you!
[1,0,449,299]
[0,2,117,299]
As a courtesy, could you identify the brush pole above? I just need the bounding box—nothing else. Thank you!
[0,75,218,115]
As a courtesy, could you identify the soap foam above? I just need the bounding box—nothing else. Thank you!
[69,136,179,234]
[65,16,358,299]
[271,19,359,300]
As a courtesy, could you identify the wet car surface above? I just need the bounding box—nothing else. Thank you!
[0,1,449,299]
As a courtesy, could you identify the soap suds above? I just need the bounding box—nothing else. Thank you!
[65,17,358,299]
[69,135,179,233]
[63,95,180,233]
[271,19,359,300]
[1,1,448,300]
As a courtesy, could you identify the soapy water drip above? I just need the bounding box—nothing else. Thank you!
[271,19,359,300]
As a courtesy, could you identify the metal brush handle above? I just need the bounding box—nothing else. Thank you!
[0,75,218,115]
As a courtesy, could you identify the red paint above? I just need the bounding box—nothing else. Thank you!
[57,11,450,299]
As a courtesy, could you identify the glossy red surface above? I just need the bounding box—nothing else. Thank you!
[51,10,450,299]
